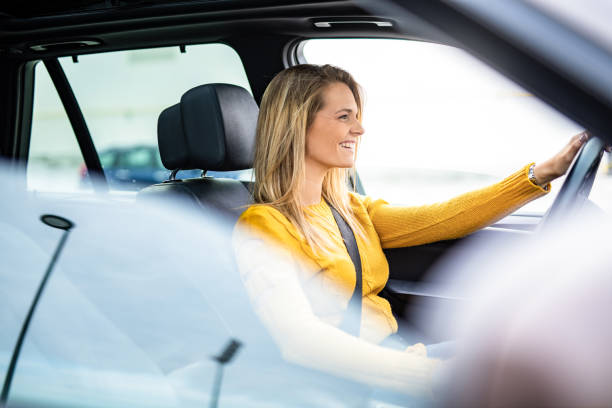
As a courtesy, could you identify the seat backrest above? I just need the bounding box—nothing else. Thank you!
[138,83,258,222]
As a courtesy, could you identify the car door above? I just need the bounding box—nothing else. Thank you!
[0,192,61,400]
[1,190,392,408]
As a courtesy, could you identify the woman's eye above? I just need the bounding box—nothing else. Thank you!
[338,114,349,120]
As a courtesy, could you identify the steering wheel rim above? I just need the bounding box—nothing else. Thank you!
[539,136,605,229]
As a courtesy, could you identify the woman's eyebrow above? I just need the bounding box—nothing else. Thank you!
[334,108,354,114]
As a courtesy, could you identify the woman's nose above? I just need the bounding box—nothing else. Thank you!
[352,120,365,135]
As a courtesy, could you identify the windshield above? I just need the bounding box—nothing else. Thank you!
[301,38,612,214]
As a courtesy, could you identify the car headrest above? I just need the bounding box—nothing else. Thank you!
[158,83,258,171]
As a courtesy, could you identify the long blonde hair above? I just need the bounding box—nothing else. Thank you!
[252,64,365,253]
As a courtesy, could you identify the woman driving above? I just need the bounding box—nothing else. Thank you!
[233,64,588,397]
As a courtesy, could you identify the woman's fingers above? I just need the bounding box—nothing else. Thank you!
[534,131,591,185]
[571,130,589,150]
[570,130,611,152]
[562,131,589,165]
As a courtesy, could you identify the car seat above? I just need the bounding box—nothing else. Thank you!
[138,83,257,222]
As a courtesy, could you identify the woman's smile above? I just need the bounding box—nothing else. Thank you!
[339,140,356,150]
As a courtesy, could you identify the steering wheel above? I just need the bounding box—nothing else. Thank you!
[539,136,606,229]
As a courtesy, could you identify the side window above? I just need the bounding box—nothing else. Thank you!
[28,43,253,193]
[3,208,270,408]
[28,65,91,193]
[301,39,609,213]
[117,147,153,169]
[99,150,116,168]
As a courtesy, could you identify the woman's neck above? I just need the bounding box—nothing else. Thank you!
[301,162,327,206]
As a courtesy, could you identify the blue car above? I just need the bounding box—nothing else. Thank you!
[80,145,252,190]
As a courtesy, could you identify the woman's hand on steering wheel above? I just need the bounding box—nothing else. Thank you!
[533,131,591,186]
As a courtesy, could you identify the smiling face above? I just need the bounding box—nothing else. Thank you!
[304,82,364,177]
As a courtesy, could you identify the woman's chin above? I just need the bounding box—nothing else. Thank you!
[320,156,355,170]
[332,160,355,169]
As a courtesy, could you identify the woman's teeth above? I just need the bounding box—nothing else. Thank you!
[340,143,354,149]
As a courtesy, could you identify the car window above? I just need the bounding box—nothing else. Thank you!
[99,150,116,168]
[0,221,59,385]
[117,147,153,169]
[28,65,93,193]
[301,38,611,214]
[4,198,366,407]
[28,43,253,193]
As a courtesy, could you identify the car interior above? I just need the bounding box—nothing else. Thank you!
[2,0,612,379]
[137,83,257,222]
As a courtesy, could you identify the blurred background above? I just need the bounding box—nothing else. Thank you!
[27,39,612,212]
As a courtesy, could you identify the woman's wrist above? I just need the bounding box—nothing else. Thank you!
[532,161,556,185]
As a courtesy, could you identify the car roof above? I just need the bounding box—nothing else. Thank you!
[1,0,449,103]
[1,0,241,18]
[0,1,448,59]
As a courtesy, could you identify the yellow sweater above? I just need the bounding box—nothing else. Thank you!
[234,163,549,344]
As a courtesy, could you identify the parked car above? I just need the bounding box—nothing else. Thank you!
[79,145,252,190]
[1,0,611,406]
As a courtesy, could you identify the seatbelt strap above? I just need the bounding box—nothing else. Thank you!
[327,202,362,337]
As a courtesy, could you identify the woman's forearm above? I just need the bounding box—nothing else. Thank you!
[365,163,547,248]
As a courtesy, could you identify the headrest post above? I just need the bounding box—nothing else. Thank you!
[169,169,179,181]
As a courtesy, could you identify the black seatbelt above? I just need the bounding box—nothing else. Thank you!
[327,202,362,337]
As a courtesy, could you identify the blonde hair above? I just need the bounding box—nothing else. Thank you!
[252,64,365,253]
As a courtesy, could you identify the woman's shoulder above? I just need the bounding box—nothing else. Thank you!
[347,191,389,211]
[236,204,299,243]
[239,204,289,225]
[348,191,366,205]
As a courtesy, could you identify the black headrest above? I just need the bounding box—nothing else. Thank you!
[158,83,258,171]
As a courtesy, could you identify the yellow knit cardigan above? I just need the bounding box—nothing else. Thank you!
[234,163,549,344]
